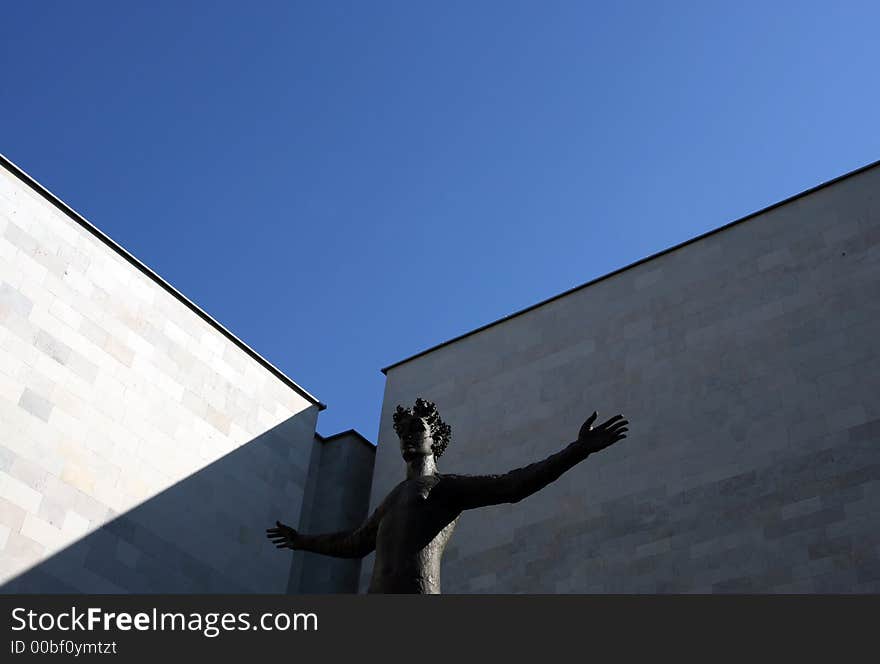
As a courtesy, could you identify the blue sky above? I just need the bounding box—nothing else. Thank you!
[3,1,879,440]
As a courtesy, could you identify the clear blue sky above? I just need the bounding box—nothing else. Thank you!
[3,1,879,440]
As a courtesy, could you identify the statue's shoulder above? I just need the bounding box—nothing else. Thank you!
[438,472,485,480]
[386,480,409,496]
[435,472,473,485]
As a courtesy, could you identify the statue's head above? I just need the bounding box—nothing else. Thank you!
[393,398,451,461]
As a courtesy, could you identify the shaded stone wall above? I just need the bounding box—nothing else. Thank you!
[290,431,375,593]
[365,163,880,592]
[0,159,321,592]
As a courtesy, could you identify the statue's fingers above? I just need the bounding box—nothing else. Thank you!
[585,411,598,427]
[600,414,624,429]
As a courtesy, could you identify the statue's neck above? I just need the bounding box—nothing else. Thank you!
[406,455,437,479]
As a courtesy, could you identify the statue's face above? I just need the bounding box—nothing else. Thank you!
[397,415,433,460]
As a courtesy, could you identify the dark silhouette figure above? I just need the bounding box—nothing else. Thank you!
[268,398,628,593]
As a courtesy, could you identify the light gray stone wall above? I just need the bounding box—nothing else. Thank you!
[365,163,880,593]
[0,160,321,592]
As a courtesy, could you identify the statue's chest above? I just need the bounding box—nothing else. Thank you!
[401,477,440,502]
[379,479,459,553]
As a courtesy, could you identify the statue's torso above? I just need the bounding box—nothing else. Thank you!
[368,475,459,594]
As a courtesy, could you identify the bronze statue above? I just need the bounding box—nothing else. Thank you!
[267,398,628,593]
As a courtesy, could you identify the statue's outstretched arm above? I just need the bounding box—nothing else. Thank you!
[267,501,385,559]
[436,412,628,511]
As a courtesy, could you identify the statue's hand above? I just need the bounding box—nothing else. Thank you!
[266,520,300,550]
[577,411,628,454]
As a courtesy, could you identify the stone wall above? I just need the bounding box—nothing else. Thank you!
[366,162,880,592]
[0,157,322,592]
[290,431,376,593]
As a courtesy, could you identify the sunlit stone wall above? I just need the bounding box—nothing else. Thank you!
[0,158,321,592]
[366,163,880,593]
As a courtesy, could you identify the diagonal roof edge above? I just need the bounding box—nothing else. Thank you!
[0,152,326,410]
[315,429,375,448]
[382,157,880,375]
